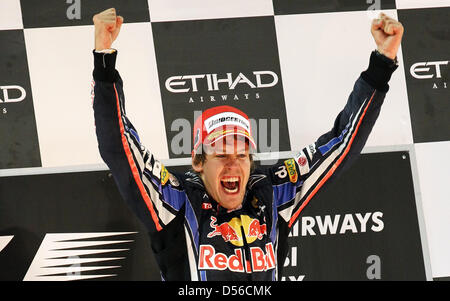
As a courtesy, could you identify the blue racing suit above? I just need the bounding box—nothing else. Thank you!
[92,49,397,280]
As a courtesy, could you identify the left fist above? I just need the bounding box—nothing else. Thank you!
[371,13,404,60]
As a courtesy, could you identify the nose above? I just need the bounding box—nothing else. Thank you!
[224,155,240,168]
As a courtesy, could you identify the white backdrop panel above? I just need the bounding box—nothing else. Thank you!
[25,22,168,168]
[148,0,274,22]
[275,10,413,152]
[396,0,450,9]
[415,141,450,279]
[0,0,23,30]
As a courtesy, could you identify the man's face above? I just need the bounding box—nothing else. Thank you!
[192,136,251,210]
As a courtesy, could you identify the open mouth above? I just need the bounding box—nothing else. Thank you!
[220,177,240,194]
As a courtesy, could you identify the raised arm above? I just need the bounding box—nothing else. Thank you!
[272,13,404,227]
[92,9,186,233]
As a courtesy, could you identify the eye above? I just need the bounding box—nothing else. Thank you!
[238,154,247,159]
[216,154,226,158]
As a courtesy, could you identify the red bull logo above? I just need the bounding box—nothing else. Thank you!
[248,219,267,240]
[207,215,267,247]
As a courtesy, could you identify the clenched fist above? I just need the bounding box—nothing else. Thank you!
[93,8,123,51]
[371,13,404,60]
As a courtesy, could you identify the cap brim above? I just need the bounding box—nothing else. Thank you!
[204,131,257,151]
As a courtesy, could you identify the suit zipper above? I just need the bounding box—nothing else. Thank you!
[240,225,252,280]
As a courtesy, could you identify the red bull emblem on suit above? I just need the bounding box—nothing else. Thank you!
[201,215,274,272]
[207,215,267,247]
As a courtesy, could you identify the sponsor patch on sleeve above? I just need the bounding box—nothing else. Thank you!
[306,143,316,161]
[284,159,298,183]
[160,164,170,185]
[152,160,162,179]
[294,151,310,176]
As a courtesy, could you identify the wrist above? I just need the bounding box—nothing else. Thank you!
[95,48,116,54]
[95,42,112,52]
[376,48,397,62]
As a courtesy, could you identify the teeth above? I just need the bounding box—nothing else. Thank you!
[221,177,239,194]
[223,186,238,193]
[222,177,239,182]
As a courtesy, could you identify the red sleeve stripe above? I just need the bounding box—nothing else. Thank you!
[113,84,163,231]
[288,90,376,228]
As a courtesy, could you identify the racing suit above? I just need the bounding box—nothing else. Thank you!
[92,50,397,280]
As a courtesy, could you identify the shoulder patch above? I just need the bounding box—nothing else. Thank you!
[294,151,310,176]
[160,164,170,185]
[284,158,298,183]
[306,143,316,160]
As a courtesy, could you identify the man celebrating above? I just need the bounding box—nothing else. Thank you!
[92,8,403,280]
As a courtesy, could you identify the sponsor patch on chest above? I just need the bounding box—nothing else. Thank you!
[198,243,275,273]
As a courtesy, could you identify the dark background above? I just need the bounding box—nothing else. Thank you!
[273,0,396,15]
[284,151,426,280]
[20,0,150,28]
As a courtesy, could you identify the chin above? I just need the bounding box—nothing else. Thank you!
[219,193,245,211]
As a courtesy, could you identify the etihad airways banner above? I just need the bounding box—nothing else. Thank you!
[0,151,427,280]
[0,29,41,169]
[152,16,291,158]
[398,7,449,143]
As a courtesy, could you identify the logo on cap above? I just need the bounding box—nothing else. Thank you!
[192,105,256,155]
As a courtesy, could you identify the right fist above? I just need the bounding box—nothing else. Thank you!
[93,8,123,51]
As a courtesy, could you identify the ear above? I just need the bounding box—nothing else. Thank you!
[191,153,203,173]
